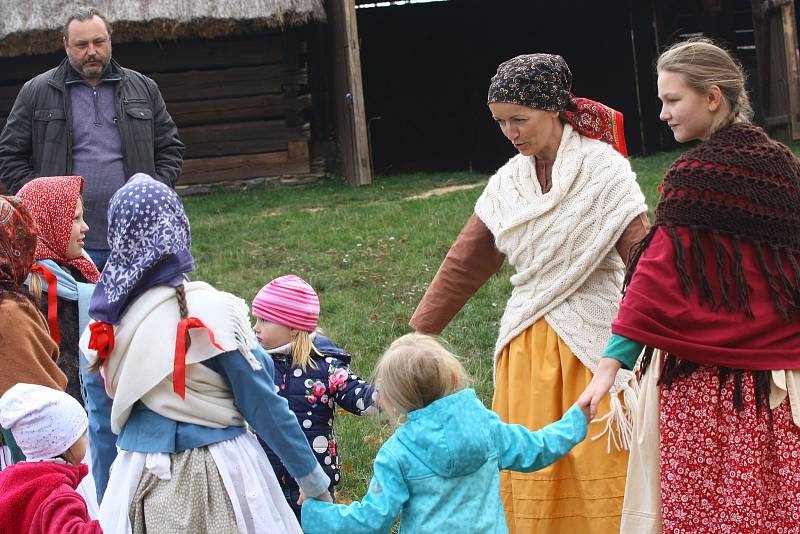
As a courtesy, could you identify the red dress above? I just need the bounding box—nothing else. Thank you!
[660,365,800,533]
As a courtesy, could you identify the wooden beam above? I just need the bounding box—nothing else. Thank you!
[180,120,309,158]
[179,150,310,185]
[287,140,310,161]
[150,65,308,103]
[169,94,311,127]
[113,34,285,74]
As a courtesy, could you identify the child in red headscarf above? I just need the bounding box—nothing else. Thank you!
[17,177,113,505]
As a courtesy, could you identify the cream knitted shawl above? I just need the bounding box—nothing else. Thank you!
[80,281,261,434]
[475,124,648,450]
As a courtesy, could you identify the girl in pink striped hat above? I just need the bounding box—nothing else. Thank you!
[252,275,378,520]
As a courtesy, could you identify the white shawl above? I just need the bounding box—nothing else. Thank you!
[475,124,648,450]
[80,281,260,434]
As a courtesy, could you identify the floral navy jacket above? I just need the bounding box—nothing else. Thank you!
[259,334,378,493]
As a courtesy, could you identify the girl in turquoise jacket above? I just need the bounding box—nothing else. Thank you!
[301,333,589,534]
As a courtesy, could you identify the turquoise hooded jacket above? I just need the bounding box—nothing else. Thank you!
[302,388,587,534]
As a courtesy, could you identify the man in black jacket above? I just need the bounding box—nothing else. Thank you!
[0,7,184,269]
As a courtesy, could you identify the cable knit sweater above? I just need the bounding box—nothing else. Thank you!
[475,124,647,448]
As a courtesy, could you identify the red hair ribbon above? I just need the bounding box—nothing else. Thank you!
[174,317,224,399]
[88,321,115,360]
[30,264,60,344]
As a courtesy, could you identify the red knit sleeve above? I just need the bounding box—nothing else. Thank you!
[35,488,102,534]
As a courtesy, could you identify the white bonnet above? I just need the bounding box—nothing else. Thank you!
[0,383,87,461]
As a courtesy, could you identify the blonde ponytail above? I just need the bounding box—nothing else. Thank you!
[290,329,322,372]
[28,270,43,306]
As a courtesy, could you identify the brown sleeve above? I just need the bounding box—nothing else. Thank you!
[409,214,505,334]
[0,299,66,396]
[615,212,651,266]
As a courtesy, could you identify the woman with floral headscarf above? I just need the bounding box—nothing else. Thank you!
[0,195,66,467]
[16,176,113,505]
[410,54,649,532]
[80,173,332,533]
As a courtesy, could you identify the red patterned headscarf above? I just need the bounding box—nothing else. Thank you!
[0,196,38,288]
[17,176,100,284]
[488,53,628,156]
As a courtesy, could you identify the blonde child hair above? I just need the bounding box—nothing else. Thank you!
[290,328,322,372]
[657,37,753,132]
[372,333,469,422]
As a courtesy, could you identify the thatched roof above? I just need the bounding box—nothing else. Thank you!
[0,1,326,57]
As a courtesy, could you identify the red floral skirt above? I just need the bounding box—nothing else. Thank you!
[660,365,800,533]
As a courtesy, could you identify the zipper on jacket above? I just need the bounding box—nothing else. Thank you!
[93,88,101,126]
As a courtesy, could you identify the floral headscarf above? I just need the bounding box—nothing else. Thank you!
[0,196,38,288]
[488,53,628,156]
[89,173,194,325]
[17,176,100,284]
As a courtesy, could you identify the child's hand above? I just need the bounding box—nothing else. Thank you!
[576,358,623,420]
[298,489,334,506]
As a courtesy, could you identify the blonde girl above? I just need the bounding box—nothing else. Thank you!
[579,38,800,533]
[251,274,378,519]
[301,333,589,534]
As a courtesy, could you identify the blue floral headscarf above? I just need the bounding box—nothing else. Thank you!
[89,174,195,324]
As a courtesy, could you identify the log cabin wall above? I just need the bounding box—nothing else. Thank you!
[0,30,317,187]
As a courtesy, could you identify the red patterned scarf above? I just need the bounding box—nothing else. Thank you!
[487,54,628,156]
[17,176,100,284]
[562,98,627,157]
[0,196,38,288]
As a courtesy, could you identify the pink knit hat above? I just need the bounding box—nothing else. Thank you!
[252,275,320,331]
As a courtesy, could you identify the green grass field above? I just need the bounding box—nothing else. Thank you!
[183,140,799,505]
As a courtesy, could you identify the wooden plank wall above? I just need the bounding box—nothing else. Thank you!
[0,31,313,186]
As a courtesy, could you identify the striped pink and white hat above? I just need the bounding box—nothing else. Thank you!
[252,275,320,332]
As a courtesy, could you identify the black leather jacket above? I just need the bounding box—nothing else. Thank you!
[0,58,184,193]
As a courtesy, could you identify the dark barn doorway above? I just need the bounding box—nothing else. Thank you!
[354,0,770,176]
[355,0,645,175]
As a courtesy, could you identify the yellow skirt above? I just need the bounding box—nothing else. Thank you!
[494,319,627,534]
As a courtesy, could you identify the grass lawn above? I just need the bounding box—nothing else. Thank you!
[183,140,799,505]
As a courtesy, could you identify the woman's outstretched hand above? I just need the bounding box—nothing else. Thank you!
[577,358,624,420]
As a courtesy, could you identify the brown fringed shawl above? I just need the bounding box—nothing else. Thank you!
[612,123,800,375]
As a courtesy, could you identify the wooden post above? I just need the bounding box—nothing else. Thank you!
[627,0,663,155]
[751,0,800,140]
[779,1,800,139]
[326,0,372,186]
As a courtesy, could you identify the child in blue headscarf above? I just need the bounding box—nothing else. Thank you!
[80,173,331,534]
